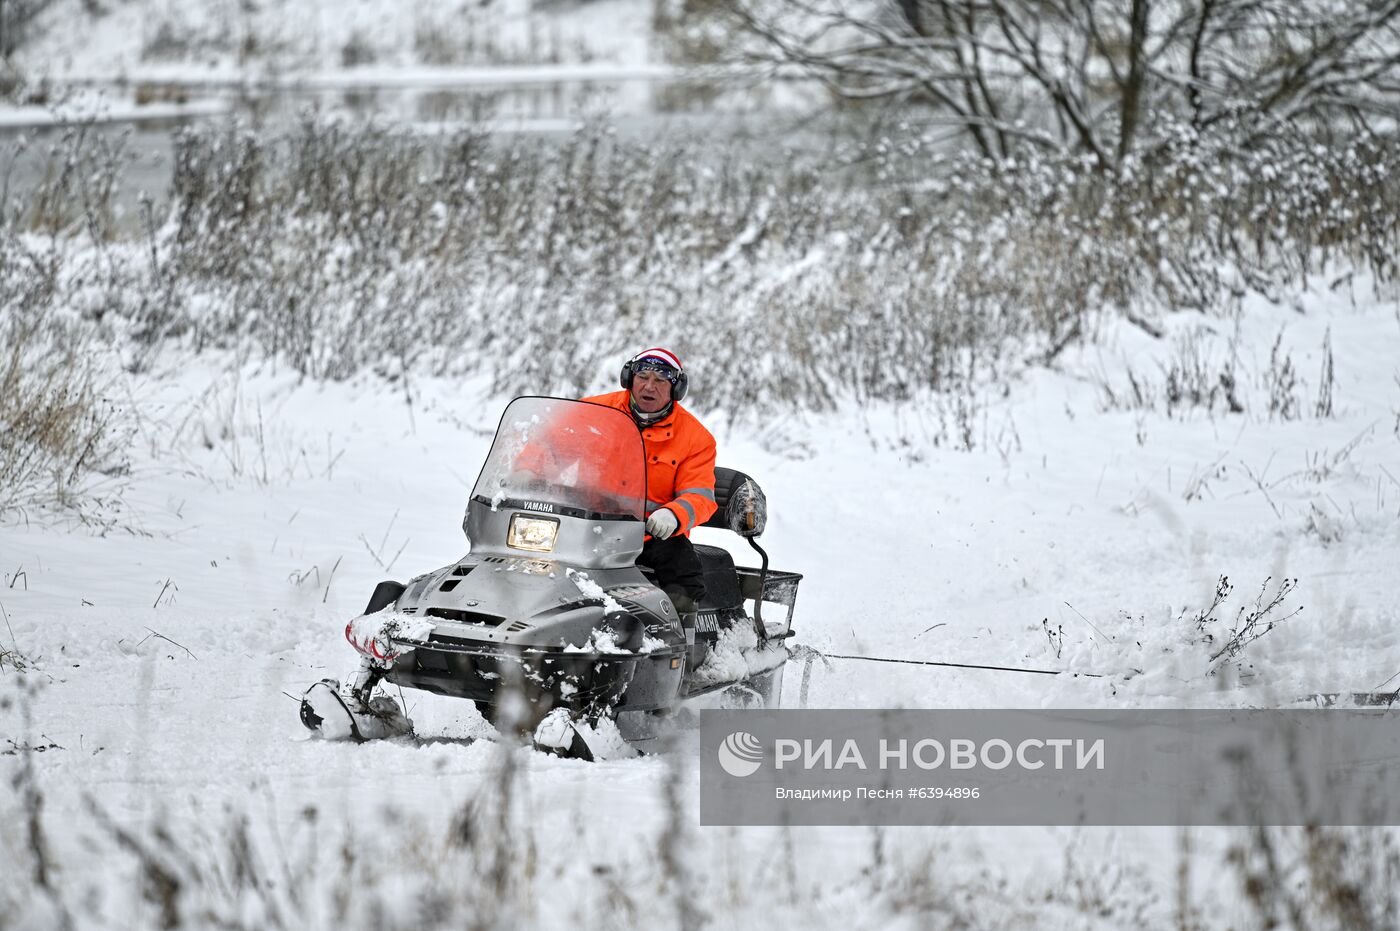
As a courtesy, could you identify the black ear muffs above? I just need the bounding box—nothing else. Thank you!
[620,361,689,402]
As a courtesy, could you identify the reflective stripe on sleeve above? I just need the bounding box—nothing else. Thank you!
[677,486,716,502]
[673,498,697,528]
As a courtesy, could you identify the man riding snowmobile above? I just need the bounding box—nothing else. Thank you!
[320,347,719,730]
[300,383,802,753]
[583,347,717,628]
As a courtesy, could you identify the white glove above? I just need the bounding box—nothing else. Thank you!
[646,508,679,540]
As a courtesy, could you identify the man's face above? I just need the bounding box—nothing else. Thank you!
[630,369,674,413]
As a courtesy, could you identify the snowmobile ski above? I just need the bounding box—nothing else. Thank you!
[300,679,414,741]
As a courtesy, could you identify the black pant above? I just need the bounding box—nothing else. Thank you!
[638,535,707,614]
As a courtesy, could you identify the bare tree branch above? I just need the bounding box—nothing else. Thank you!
[727,0,1400,165]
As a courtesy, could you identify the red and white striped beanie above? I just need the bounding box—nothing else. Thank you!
[631,347,683,381]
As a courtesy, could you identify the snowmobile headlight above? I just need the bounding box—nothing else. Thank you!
[507,513,560,553]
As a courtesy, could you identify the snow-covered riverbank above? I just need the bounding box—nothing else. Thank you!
[3,274,1397,928]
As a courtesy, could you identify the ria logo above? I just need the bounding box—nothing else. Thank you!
[718,731,764,777]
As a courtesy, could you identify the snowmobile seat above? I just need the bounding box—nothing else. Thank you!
[635,545,743,611]
[692,544,744,611]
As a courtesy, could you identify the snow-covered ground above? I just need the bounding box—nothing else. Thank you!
[3,276,1397,927]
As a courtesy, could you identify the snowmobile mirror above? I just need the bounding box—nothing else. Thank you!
[704,468,768,538]
[731,479,767,537]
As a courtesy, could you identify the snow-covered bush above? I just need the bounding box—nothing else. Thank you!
[0,309,130,524]
[6,115,1387,429]
[1227,826,1400,931]
[2,113,1397,500]
[1054,576,1307,704]
[1093,319,1349,424]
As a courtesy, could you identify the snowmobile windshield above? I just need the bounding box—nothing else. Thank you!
[471,397,647,522]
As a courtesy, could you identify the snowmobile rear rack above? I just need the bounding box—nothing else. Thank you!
[735,564,802,637]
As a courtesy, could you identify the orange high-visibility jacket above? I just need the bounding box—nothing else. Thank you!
[583,390,718,537]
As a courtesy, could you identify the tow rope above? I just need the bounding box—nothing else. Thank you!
[817,651,1090,677]
[791,644,1099,678]
[788,648,1400,711]
[787,644,1102,707]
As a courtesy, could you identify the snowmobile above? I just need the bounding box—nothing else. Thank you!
[300,396,802,757]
